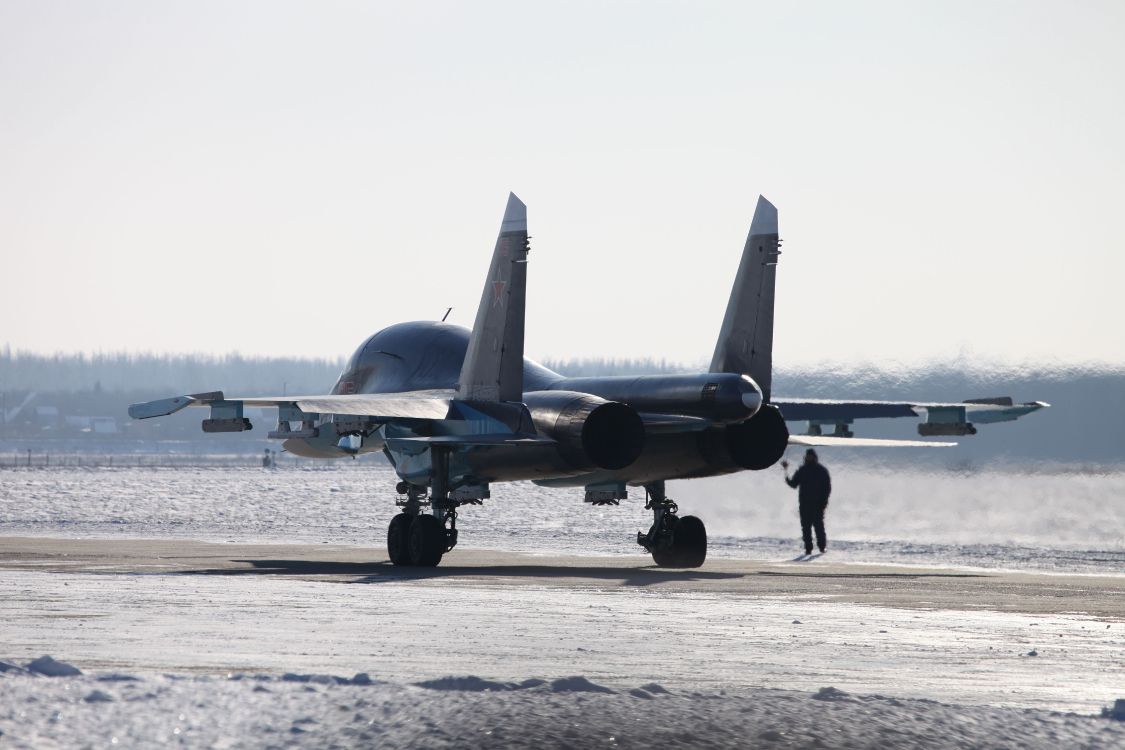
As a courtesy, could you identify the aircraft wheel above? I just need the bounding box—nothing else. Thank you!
[387,513,413,566]
[651,515,707,568]
[673,515,707,568]
[651,546,676,567]
[408,514,445,567]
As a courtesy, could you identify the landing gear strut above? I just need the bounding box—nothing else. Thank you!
[387,446,471,567]
[636,481,707,568]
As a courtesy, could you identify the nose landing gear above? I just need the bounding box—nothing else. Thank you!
[636,481,707,568]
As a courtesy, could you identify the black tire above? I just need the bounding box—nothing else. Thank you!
[408,514,445,567]
[650,515,708,568]
[672,515,707,568]
[651,547,677,567]
[387,513,413,566]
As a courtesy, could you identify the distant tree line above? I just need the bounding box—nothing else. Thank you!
[540,356,696,376]
[0,347,344,394]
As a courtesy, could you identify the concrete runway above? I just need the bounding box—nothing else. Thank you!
[2,536,1123,714]
[1,536,1122,618]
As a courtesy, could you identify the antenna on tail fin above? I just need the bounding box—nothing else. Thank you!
[458,193,530,402]
[709,195,780,402]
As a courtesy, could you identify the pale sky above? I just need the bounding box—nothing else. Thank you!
[1,1,1122,369]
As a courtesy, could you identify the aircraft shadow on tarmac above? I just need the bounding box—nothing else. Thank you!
[756,571,984,580]
[180,559,746,587]
[178,559,987,586]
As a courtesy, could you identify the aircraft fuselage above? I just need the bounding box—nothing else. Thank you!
[288,320,772,487]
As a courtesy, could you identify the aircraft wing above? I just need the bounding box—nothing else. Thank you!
[635,412,957,445]
[128,389,455,422]
[789,434,956,448]
[633,410,955,446]
[774,397,1049,437]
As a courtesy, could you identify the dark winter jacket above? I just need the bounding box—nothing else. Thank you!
[786,463,832,509]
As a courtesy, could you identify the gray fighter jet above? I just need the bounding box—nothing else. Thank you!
[129,194,1047,568]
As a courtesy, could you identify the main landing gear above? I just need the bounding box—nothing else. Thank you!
[636,481,707,568]
[387,445,480,568]
[386,487,455,567]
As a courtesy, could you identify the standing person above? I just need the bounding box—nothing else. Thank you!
[781,449,831,556]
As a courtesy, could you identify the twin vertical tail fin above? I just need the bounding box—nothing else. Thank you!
[460,192,773,403]
[709,195,780,402]
[458,193,530,402]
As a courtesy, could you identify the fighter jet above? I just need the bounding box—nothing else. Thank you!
[129,194,1048,568]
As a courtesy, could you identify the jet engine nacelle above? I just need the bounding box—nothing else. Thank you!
[700,404,789,471]
[522,391,645,471]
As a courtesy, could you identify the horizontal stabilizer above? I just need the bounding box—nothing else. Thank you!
[789,435,956,448]
[385,434,555,449]
[776,400,918,421]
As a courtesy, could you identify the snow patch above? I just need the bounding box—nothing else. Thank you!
[96,673,141,682]
[281,672,342,685]
[415,676,513,692]
[278,672,381,686]
[0,660,30,675]
[0,670,1121,749]
[413,675,616,694]
[812,686,852,702]
[549,676,615,694]
[26,655,81,677]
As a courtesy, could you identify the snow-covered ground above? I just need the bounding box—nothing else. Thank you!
[1,463,1123,748]
[1,463,1123,573]
[2,666,1123,750]
[2,558,1124,748]
[1,561,1122,712]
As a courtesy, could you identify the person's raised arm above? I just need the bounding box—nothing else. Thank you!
[782,461,801,489]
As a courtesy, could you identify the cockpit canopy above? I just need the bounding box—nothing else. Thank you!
[333,321,559,395]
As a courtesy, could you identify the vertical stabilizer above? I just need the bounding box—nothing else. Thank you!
[709,195,780,402]
[458,193,530,402]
